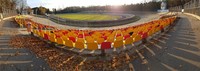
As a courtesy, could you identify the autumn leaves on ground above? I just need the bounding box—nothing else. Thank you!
[9,35,140,71]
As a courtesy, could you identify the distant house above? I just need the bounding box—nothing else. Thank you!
[32,7,39,15]
[32,7,50,15]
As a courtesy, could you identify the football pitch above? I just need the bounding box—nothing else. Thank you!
[55,14,121,21]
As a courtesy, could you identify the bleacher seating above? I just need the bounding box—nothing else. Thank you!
[14,15,177,51]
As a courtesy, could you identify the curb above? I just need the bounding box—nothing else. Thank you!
[3,16,16,20]
[0,16,16,22]
[184,13,200,20]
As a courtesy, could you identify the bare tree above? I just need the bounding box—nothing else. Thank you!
[14,0,27,14]
[26,6,32,14]
[1,0,17,11]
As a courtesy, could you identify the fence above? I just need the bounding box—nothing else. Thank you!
[0,9,17,20]
[169,0,200,16]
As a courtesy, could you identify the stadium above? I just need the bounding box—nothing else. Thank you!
[1,0,200,71]
[40,13,140,27]
[14,11,177,70]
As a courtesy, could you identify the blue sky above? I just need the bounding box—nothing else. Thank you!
[27,0,149,10]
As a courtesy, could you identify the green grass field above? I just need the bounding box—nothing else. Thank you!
[55,14,120,21]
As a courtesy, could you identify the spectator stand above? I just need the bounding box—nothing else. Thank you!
[14,14,178,58]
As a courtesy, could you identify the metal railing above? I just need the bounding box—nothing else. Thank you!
[169,0,200,16]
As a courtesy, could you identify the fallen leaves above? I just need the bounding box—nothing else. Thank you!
[9,35,137,71]
[9,35,82,70]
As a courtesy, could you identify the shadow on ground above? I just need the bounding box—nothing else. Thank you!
[132,14,200,71]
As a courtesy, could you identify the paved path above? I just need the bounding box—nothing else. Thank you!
[25,12,161,30]
[0,18,52,71]
[132,14,200,71]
